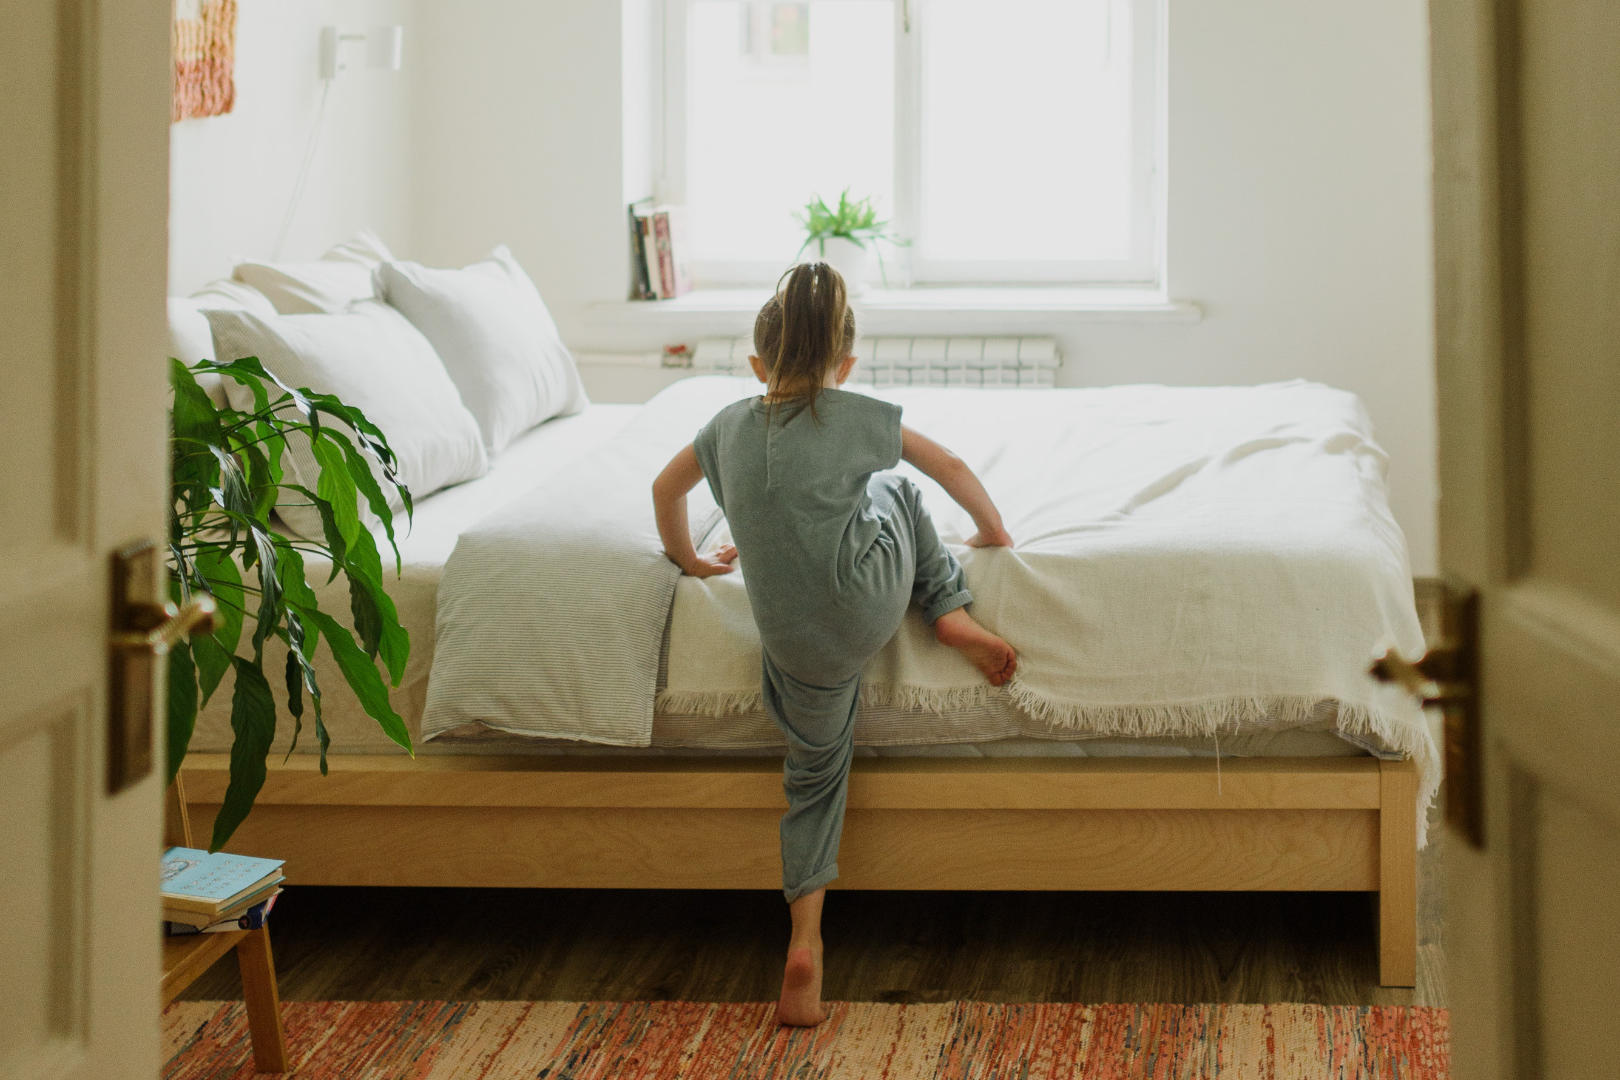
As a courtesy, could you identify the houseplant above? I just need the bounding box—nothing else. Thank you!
[168,356,413,849]
[794,188,905,294]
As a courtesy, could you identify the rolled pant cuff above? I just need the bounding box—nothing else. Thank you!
[783,862,840,903]
[923,589,973,624]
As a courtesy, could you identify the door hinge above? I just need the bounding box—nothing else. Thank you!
[1370,581,1484,848]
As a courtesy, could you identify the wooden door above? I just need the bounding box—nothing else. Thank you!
[0,5,172,1079]
[1430,0,1620,1076]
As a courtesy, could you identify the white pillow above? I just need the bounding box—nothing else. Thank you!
[323,229,395,269]
[169,280,277,406]
[376,246,589,454]
[205,301,488,540]
[233,231,397,314]
[191,277,278,317]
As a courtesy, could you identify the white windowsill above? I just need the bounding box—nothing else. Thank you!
[585,286,1202,334]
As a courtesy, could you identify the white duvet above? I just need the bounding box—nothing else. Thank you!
[424,376,1436,834]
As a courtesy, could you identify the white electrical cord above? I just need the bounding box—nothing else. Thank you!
[273,78,334,259]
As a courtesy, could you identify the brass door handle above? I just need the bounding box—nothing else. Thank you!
[111,595,217,655]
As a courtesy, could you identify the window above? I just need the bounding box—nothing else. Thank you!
[662,0,1163,287]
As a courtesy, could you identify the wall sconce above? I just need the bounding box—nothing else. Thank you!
[319,25,405,79]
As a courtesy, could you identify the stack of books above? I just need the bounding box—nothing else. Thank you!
[628,199,692,300]
[161,847,285,936]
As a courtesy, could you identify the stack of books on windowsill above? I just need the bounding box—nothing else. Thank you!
[628,198,693,300]
[161,846,284,936]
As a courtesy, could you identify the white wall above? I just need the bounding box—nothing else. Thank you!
[407,1,1437,573]
[168,0,418,294]
[410,3,629,298]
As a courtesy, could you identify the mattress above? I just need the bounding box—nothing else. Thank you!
[189,400,1383,763]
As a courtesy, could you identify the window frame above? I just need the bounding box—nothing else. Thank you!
[659,0,1165,289]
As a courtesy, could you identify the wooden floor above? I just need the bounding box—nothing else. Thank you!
[179,802,1444,1008]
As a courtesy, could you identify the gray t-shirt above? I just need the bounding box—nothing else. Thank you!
[693,388,904,657]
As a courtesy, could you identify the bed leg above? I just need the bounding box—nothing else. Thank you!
[1377,757,1418,987]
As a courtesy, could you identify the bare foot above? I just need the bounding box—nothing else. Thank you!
[776,945,828,1027]
[934,608,1018,686]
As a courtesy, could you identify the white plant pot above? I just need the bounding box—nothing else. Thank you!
[817,236,872,296]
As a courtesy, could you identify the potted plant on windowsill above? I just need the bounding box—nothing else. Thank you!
[794,188,906,296]
[168,356,413,850]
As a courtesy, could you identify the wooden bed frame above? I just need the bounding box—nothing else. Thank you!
[181,752,1419,987]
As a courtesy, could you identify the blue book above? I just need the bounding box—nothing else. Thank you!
[161,847,285,915]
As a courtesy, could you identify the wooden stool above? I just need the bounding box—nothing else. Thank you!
[162,777,289,1073]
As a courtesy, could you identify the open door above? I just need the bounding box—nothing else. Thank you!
[0,5,172,1079]
[1429,0,1620,1076]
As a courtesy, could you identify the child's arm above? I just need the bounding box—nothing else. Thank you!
[900,426,1014,548]
[652,444,739,576]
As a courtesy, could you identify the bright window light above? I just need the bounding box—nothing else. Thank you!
[668,0,1160,285]
[685,0,895,266]
[918,0,1135,265]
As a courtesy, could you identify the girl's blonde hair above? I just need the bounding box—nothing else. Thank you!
[753,261,857,419]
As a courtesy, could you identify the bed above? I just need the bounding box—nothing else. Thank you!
[182,377,1434,987]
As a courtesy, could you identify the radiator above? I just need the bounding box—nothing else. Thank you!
[690,336,1062,387]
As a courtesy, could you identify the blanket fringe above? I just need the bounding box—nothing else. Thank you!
[655,688,763,716]
[1005,683,1439,847]
[656,681,996,718]
[656,681,1439,847]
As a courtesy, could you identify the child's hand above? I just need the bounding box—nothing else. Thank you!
[681,544,739,577]
[966,526,1014,549]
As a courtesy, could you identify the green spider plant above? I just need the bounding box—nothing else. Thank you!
[169,356,413,850]
[793,188,907,284]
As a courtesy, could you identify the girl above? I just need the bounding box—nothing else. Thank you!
[651,262,1017,1026]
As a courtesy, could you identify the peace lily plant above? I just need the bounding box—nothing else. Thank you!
[168,356,413,849]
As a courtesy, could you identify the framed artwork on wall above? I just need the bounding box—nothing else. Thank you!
[172,0,237,122]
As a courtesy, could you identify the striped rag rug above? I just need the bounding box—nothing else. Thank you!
[164,1000,1449,1079]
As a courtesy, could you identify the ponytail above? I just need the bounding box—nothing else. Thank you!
[753,261,857,421]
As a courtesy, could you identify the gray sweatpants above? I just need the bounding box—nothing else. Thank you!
[760,474,972,901]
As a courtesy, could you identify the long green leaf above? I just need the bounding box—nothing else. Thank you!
[190,635,234,706]
[339,520,409,683]
[248,525,282,657]
[335,435,402,571]
[207,444,248,515]
[191,547,245,702]
[283,648,304,757]
[313,434,360,547]
[207,355,311,423]
[170,359,223,444]
[274,551,334,773]
[193,546,245,651]
[200,357,270,413]
[298,606,412,755]
[171,364,223,530]
[236,440,279,522]
[314,702,331,776]
[348,574,383,661]
[166,641,198,788]
[283,482,347,581]
[209,657,277,851]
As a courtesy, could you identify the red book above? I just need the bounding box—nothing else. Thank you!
[651,207,692,298]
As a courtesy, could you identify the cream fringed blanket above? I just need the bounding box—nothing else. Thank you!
[427,376,1437,832]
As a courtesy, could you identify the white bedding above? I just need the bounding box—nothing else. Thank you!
[662,380,1432,757]
[424,379,1431,793]
[190,383,1433,829]
[190,404,639,756]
